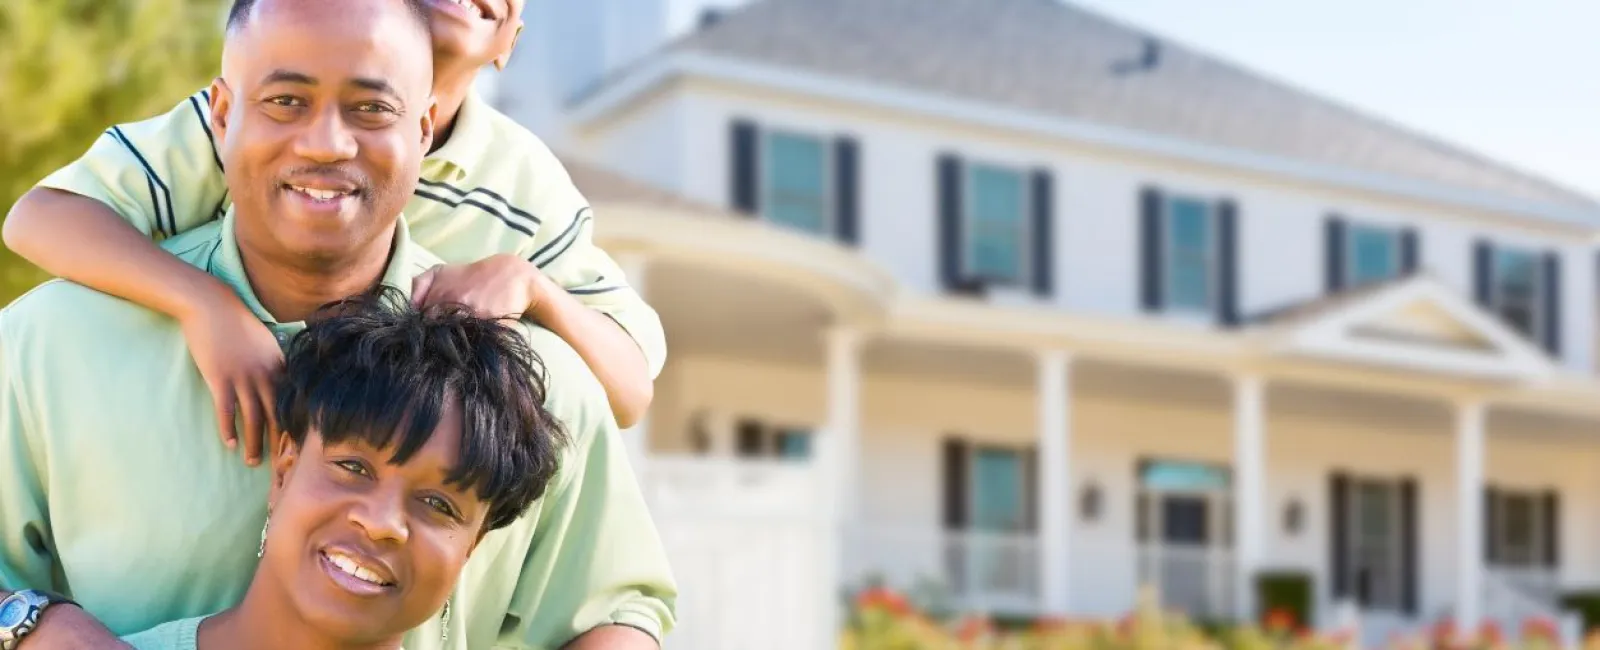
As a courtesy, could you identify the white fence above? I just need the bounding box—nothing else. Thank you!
[847,525,1041,616]
[1136,545,1235,621]
[647,454,832,650]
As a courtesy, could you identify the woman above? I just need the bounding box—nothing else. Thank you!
[124,288,567,649]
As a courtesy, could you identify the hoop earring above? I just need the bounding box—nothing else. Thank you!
[440,599,452,641]
[257,518,269,558]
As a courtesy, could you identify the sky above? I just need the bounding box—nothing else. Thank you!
[1069,0,1600,200]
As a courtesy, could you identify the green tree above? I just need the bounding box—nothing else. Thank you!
[0,0,225,305]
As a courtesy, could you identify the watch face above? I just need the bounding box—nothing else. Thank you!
[0,598,25,627]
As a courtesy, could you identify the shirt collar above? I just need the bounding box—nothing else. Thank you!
[208,209,424,332]
[423,90,494,183]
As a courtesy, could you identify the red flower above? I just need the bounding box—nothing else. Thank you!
[1264,607,1297,633]
[854,587,913,617]
[1522,615,1559,641]
[1478,619,1503,645]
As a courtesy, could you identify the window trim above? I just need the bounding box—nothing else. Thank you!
[759,128,834,235]
[1488,246,1545,340]
[1161,194,1218,315]
[959,161,1031,286]
[1343,222,1401,287]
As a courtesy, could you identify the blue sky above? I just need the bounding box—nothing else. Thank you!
[1070,0,1600,200]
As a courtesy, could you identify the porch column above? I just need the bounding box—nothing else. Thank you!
[1233,375,1266,622]
[1036,350,1073,615]
[616,253,651,471]
[824,327,864,520]
[1455,401,1486,640]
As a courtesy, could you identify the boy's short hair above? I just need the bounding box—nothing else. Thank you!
[275,286,567,532]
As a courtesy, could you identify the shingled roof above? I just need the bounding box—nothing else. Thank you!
[666,0,1596,213]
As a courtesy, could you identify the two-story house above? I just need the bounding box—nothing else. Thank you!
[492,0,1600,647]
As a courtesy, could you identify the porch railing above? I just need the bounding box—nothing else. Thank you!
[847,525,1040,615]
[1137,544,1236,621]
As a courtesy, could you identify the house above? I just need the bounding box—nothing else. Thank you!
[494,0,1600,647]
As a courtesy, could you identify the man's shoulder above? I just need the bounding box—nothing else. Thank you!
[3,280,169,344]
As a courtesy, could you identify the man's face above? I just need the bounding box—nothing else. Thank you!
[424,0,525,68]
[211,0,436,268]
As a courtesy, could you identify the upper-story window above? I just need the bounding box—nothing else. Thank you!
[964,163,1028,284]
[763,131,830,234]
[1490,246,1542,338]
[1347,225,1400,286]
[1164,195,1216,313]
[729,119,859,244]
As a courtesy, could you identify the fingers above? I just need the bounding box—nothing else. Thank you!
[412,266,439,306]
[239,385,265,467]
[213,388,238,452]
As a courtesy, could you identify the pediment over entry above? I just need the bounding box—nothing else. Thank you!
[1256,275,1554,382]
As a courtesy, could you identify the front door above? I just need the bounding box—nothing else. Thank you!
[1137,460,1234,620]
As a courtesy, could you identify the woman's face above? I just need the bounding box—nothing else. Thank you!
[263,402,488,643]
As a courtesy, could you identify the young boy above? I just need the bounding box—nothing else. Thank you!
[2,0,662,466]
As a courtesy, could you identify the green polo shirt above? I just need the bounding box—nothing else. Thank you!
[35,89,666,378]
[0,215,677,649]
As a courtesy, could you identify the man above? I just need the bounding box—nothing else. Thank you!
[0,0,674,648]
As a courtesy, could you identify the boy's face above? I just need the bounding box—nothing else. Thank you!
[211,0,437,269]
[424,0,525,69]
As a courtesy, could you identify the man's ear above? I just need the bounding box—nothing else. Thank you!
[208,78,234,147]
[493,23,523,71]
[420,96,439,150]
[268,430,299,502]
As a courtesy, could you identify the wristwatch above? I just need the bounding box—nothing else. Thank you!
[0,590,76,650]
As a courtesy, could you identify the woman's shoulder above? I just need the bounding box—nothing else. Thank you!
[122,615,206,650]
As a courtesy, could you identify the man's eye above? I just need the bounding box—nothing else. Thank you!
[266,96,304,107]
[335,460,371,477]
[354,102,396,114]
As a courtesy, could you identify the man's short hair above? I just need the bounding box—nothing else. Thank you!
[275,286,567,532]
[226,0,432,36]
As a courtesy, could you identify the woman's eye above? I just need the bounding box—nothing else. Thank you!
[335,460,371,477]
[423,496,457,518]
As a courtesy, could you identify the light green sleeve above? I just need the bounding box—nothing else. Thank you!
[499,325,677,648]
[34,90,230,240]
[122,616,203,650]
[517,147,668,380]
[0,304,62,595]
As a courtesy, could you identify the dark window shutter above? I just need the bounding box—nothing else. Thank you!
[937,155,968,294]
[1139,188,1165,312]
[1136,492,1150,542]
[1474,240,1494,307]
[1543,252,1562,356]
[1217,199,1240,326]
[942,438,969,530]
[1399,477,1419,615]
[1330,472,1350,600]
[1023,446,1039,532]
[1325,215,1346,294]
[730,120,760,216]
[1484,485,1499,565]
[1029,169,1055,297]
[735,419,765,457]
[1544,490,1561,569]
[1400,228,1419,276]
[833,136,860,246]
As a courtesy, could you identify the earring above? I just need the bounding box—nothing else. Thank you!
[257,518,269,558]
[440,599,452,641]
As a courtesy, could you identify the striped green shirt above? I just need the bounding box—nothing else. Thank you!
[0,215,677,649]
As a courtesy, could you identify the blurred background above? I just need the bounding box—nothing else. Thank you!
[5,1,1599,648]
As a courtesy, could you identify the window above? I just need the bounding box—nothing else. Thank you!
[1347,225,1400,286]
[964,164,1027,284]
[970,448,1026,532]
[1491,247,1541,338]
[1488,489,1554,568]
[734,418,813,461]
[762,131,829,234]
[1164,196,1215,312]
[1346,479,1403,610]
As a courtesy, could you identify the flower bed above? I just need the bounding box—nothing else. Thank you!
[840,586,1580,650]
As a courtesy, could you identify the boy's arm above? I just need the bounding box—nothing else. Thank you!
[526,265,654,429]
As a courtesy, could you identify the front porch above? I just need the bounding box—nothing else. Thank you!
[584,197,1600,647]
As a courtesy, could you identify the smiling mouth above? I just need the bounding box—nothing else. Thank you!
[321,549,396,588]
[284,184,358,202]
[440,0,488,19]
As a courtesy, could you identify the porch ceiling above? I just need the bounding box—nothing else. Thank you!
[652,261,831,364]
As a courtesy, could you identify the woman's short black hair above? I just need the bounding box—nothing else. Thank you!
[276,286,567,532]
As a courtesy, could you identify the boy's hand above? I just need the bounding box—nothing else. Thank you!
[411,254,546,319]
[179,292,283,467]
